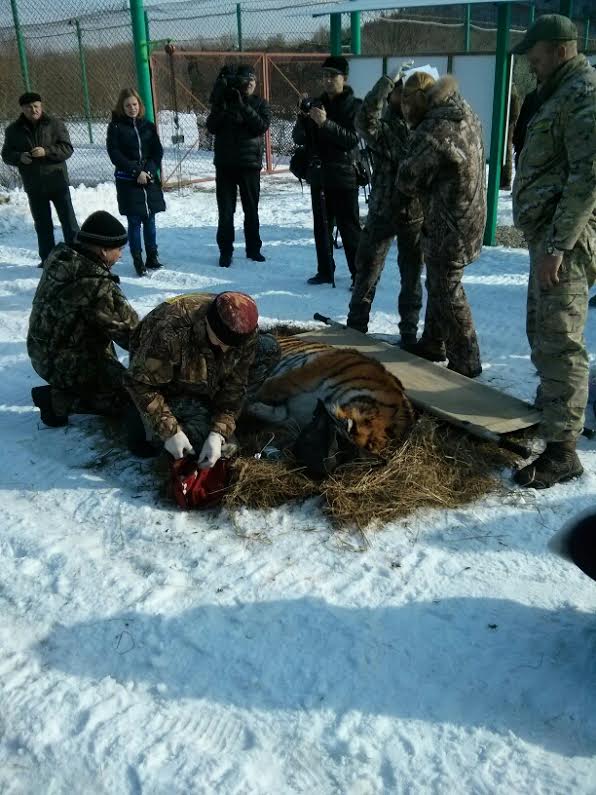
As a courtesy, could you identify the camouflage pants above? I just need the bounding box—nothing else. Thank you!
[527,231,596,441]
[162,332,281,454]
[48,354,130,417]
[347,222,424,337]
[421,258,481,377]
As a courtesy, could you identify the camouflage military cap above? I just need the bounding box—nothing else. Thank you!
[512,14,578,55]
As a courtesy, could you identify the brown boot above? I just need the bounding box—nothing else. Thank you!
[402,338,446,362]
[514,440,583,489]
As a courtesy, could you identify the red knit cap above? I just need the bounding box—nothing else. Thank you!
[206,291,259,346]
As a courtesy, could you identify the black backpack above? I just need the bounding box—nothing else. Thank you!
[289,146,311,183]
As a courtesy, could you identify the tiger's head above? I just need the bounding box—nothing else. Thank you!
[334,397,415,454]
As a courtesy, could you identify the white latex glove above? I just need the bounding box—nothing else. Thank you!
[164,430,195,459]
[198,431,224,469]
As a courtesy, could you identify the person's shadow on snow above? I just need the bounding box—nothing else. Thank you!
[36,596,596,757]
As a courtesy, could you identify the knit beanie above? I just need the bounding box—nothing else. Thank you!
[19,92,42,106]
[236,64,256,80]
[206,292,259,347]
[76,211,128,249]
[322,56,349,76]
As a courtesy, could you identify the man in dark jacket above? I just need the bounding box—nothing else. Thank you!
[27,211,138,427]
[2,92,78,265]
[292,56,362,286]
[206,64,271,268]
[347,71,423,341]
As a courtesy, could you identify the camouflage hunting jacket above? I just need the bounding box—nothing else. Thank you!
[27,243,138,384]
[125,293,258,441]
[356,75,422,235]
[397,76,487,265]
[512,55,596,251]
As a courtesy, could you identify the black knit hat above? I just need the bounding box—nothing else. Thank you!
[236,64,256,80]
[19,92,42,106]
[76,211,128,249]
[322,56,349,76]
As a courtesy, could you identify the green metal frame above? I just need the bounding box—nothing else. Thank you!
[10,0,30,92]
[73,20,93,144]
[484,1,511,246]
[129,0,155,123]
[464,4,471,53]
[351,11,361,55]
[236,3,243,52]
[330,13,342,55]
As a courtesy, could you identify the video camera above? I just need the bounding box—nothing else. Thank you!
[300,97,324,114]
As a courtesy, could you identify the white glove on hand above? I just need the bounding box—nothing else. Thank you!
[164,430,195,459]
[198,431,224,469]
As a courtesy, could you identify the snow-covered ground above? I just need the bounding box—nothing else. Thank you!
[1,177,595,794]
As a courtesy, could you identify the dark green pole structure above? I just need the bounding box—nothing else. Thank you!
[236,3,243,52]
[484,1,511,246]
[10,0,31,91]
[350,11,361,55]
[464,4,471,53]
[330,13,342,55]
[584,19,591,51]
[528,3,535,23]
[129,0,155,123]
[73,20,93,144]
[144,9,151,51]
[559,0,573,18]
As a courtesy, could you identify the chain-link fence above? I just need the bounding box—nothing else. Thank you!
[1,0,594,189]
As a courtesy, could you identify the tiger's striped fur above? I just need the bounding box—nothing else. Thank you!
[247,336,416,453]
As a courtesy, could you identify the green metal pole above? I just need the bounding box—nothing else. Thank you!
[464,4,471,53]
[128,0,154,123]
[330,13,342,56]
[584,18,590,51]
[10,0,30,92]
[236,3,243,52]
[144,9,151,51]
[484,2,511,247]
[350,12,361,55]
[559,0,573,18]
[74,20,93,144]
[528,3,535,24]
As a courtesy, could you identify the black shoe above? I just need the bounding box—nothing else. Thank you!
[307,273,334,285]
[125,404,159,458]
[132,252,147,276]
[447,362,483,379]
[398,334,417,351]
[589,294,596,308]
[37,261,45,269]
[405,339,447,362]
[145,249,163,269]
[31,386,68,427]
[247,252,266,262]
[219,253,232,268]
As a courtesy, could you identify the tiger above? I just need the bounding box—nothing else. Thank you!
[245,336,416,454]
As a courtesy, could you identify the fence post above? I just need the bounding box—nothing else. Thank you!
[464,4,471,53]
[10,0,30,92]
[559,0,573,18]
[350,11,361,55]
[236,3,243,52]
[484,1,511,247]
[128,0,155,123]
[528,3,535,24]
[584,18,590,50]
[72,20,94,144]
[330,13,342,55]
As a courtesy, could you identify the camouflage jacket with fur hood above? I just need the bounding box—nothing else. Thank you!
[124,293,257,442]
[513,54,596,251]
[356,75,422,235]
[397,75,486,264]
[27,243,138,384]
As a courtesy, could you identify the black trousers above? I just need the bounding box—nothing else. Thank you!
[27,188,79,261]
[215,167,262,257]
[310,181,361,280]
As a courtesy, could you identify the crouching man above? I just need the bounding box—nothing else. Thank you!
[124,292,277,468]
[27,210,139,427]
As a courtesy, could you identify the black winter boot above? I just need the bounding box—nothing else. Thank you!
[132,252,147,276]
[219,253,232,268]
[514,440,584,489]
[404,338,447,362]
[146,249,163,269]
[31,386,68,427]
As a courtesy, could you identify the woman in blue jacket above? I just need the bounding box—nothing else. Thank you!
[107,88,166,276]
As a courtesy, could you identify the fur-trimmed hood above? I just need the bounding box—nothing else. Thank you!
[426,74,466,121]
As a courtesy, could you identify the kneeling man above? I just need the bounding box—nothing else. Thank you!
[27,210,138,426]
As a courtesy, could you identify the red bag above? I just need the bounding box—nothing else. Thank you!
[170,456,230,509]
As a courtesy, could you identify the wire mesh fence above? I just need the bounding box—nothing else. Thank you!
[0,0,594,190]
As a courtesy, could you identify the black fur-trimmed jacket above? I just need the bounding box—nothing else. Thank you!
[206,94,271,171]
[292,86,362,190]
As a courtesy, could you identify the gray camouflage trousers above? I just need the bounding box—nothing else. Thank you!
[347,221,424,337]
[165,332,281,454]
[527,230,596,441]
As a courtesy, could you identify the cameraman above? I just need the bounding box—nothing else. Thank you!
[206,64,271,268]
[292,56,362,286]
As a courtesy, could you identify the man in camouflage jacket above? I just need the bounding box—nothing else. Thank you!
[511,15,596,489]
[124,292,278,466]
[397,73,486,378]
[27,211,138,426]
[347,72,424,341]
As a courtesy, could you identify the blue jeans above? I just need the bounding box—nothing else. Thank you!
[128,213,157,254]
